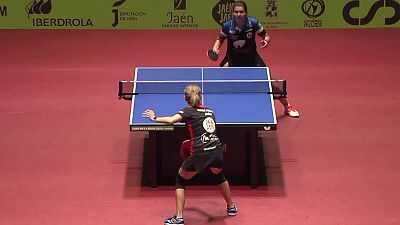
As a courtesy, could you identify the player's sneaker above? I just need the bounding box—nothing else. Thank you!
[284,105,300,118]
[164,215,184,225]
[227,203,238,216]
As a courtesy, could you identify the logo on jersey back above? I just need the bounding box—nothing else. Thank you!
[203,117,216,133]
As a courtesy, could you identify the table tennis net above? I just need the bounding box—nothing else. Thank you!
[118,80,287,100]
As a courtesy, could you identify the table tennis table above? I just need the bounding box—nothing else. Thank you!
[123,67,281,188]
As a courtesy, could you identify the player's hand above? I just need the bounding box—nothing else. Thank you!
[142,109,157,122]
[207,48,219,61]
[261,40,269,49]
[212,47,220,55]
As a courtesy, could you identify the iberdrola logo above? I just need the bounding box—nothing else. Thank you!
[25,0,52,18]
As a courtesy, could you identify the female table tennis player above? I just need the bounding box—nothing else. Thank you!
[142,84,237,225]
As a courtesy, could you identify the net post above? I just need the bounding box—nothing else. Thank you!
[118,81,123,99]
[283,80,287,98]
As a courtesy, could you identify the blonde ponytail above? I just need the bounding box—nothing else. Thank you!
[184,84,202,108]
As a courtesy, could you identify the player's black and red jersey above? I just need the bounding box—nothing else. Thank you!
[178,106,222,157]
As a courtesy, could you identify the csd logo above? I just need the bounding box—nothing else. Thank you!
[343,0,399,25]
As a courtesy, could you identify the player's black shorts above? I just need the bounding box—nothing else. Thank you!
[220,53,267,67]
[181,147,223,173]
[220,53,285,99]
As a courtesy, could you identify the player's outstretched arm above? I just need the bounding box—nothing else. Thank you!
[142,109,182,124]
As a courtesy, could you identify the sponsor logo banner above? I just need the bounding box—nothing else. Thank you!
[0,0,398,29]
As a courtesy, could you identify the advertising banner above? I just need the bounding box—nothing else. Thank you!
[0,0,398,29]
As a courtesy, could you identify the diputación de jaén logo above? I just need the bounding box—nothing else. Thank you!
[112,0,147,27]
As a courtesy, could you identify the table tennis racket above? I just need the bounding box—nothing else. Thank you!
[180,140,191,159]
[207,49,219,61]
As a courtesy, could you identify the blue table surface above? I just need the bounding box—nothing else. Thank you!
[130,67,277,127]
